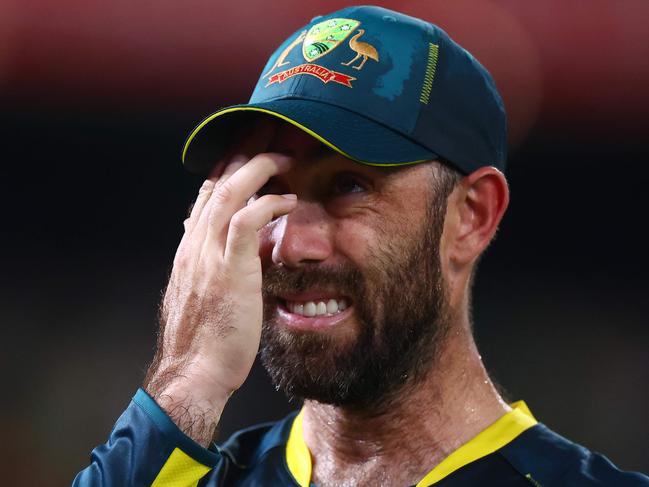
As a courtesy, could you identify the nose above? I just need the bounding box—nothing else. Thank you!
[269,200,333,268]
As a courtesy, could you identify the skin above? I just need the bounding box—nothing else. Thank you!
[144,119,511,486]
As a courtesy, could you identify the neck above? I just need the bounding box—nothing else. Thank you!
[301,324,509,486]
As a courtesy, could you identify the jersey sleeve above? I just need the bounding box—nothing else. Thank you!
[73,388,222,487]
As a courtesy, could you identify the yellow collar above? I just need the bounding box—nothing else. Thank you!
[285,401,537,487]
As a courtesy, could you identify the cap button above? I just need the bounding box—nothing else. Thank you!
[382,15,397,22]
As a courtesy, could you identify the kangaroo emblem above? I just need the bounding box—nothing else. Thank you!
[263,30,307,78]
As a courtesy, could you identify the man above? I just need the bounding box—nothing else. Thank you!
[74,6,648,486]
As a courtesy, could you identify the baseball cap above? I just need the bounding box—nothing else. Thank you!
[182,5,507,175]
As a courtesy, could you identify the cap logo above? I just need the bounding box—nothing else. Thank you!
[302,18,360,61]
[263,18,380,89]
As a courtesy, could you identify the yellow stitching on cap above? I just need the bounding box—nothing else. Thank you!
[419,43,439,105]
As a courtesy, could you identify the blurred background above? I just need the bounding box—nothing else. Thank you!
[1,0,648,484]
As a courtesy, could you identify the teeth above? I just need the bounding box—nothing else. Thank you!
[304,302,316,317]
[287,298,349,317]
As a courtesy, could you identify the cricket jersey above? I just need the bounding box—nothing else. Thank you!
[73,388,649,486]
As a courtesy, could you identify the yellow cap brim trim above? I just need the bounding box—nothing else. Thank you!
[181,105,430,168]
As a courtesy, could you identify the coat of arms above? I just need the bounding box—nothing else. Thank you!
[263,17,379,89]
[302,18,360,61]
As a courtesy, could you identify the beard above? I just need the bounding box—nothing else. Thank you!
[260,194,452,413]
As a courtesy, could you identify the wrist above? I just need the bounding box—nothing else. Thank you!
[144,364,233,447]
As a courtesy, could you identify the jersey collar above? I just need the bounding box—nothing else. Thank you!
[285,401,537,487]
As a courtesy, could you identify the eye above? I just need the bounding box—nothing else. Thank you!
[330,173,367,196]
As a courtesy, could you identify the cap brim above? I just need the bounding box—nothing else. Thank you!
[182,99,438,175]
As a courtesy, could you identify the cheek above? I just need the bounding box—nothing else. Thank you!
[333,219,373,262]
[330,199,416,265]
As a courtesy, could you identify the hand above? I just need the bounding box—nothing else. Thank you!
[143,121,296,446]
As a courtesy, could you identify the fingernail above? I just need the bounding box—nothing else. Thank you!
[282,193,297,200]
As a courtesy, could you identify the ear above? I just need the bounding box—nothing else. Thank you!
[446,166,509,267]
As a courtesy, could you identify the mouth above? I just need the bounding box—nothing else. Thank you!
[284,297,349,316]
[275,293,354,330]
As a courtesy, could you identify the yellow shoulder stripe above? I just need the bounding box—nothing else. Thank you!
[151,447,212,487]
[285,401,537,487]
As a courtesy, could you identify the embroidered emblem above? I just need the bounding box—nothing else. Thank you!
[302,18,360,61]
[262,17,377,89]
[341,29,379,70]
[262,30,307,78]
[266,64,356,88]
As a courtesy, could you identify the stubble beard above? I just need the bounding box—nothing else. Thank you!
[260,199,452,413]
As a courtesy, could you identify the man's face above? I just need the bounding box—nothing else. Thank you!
[257,122,454,411]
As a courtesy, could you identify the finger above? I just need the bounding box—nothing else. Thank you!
[222,194,298,264]
[196,116,277,213]
[209,152,294,220]
[186,118,277,236]
[183,155,231,235]
[195,152,293,252]
[184,179,219,235]
[214,158,246,187]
